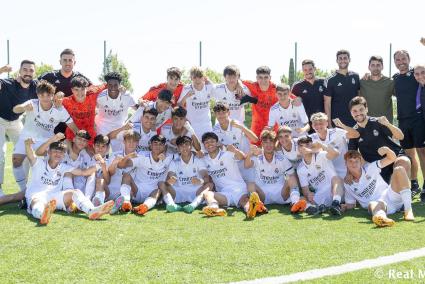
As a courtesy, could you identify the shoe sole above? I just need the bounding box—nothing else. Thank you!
[202,207,227,217]
[121,202,132,212]
[247,193,260,218]
[329,206,342,216]
[183,206,194,214]
[134,205,148,215]
[89,200,115,220]
[291,200,307,213]
[40,200,56,225]
[373,215,395,227]
[110,196,124,215]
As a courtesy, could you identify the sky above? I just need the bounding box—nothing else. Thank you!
[1,0,424,96]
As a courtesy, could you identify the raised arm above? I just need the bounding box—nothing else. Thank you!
[24,139,36,166]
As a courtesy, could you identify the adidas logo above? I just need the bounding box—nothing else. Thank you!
[337,82,342,87]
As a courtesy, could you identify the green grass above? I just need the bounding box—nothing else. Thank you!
[0,143,424,283]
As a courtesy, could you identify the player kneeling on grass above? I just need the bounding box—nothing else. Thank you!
[159,136,212,213]
[342,148,414,227]
[24,138,114,225]
[296,136,344,216]
[200,132,258,218]
[245,130,307,214]
[117,135,172,215]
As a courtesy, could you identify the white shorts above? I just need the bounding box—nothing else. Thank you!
[172,184,199,204]
[379,186,404,215]
[313,186,333,207]
[13,137,46,155]
[133,182,158,203]
[217,184,247,207]
[259,183,291,205]
[238,162,255,183]
[26,190,66,212]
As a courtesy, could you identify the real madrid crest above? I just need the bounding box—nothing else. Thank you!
[274,168,279,174]
[315,165,321,170]
[366,174,371,180]
[352,78,356,84]
[373,130,379,136]
[319,86,323,92]
[220,161,224,166]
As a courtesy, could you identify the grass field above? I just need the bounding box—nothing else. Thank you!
[0,143,424,283]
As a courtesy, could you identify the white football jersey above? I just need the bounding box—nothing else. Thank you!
[117,122,156,153]
[129,101,171,129]
[178,84,214,137]
[279,138,302,168]
[95,90,136,135]
[20,99,73,140]
[160,121,197,154]
[268,102,309,137]
[344,161,388,208]
[25,157,76,198]
[212,83,250,123]
[203,149,245,190]
[62,148,93,191]
[252,152,294,187]
[310,128,348,178]
[131,152,173,188]
[297,151,337,191]
[212,120,250,153]
[168,154,207,187]
[107,150,135,195]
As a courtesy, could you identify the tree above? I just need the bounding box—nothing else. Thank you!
[11,62,54,79]
[99,50,133,92]
[288,58,295,87]
[281,68,331,85]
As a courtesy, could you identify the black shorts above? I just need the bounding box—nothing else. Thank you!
[379,150,409,184]
[398,114,425,149]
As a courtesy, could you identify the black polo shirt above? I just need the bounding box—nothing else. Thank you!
[0,78,38,121]
[291,78,326,119]
[39,70,92,97]
[393,68,419,120]
[348,116,402,162]
[325,71,360,126]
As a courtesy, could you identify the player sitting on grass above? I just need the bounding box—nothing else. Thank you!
[267,84,310,137]
[109,107,158,153]
[200,132,258,218]
[296,136,345,216]
[244,130,307,214]
[160,106,201,154]
[342,148,414,227]
[117,135,173,215]
[24,138,114,225]
[159,136,212,213]
[212,102,258,183]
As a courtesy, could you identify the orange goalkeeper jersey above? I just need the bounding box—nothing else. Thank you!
[242,81,277,140]
[142,83,183,106]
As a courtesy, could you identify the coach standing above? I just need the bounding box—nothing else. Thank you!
[324,50,360,128]
[0,61,37,196]
[392,50,425,197]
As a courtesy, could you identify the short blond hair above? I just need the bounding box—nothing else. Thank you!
[276,84,290,93]
[260,129,276,141]
[310,112,328,122]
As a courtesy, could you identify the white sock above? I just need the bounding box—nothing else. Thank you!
[84,174,96,200]
[189,194,203,208]
[94,191,105,203]
[143,197,157,209]
[209,201,219,209]
[63,176,74,190]
[120,184,131,201]
[289,188,300,204]
[333,195,342,203]
[31,201,45,219]
[13,165,27,191]
[163,193,175,206]
[375,209,386,218]
[72,190,94,214]
[399,188,412,211]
